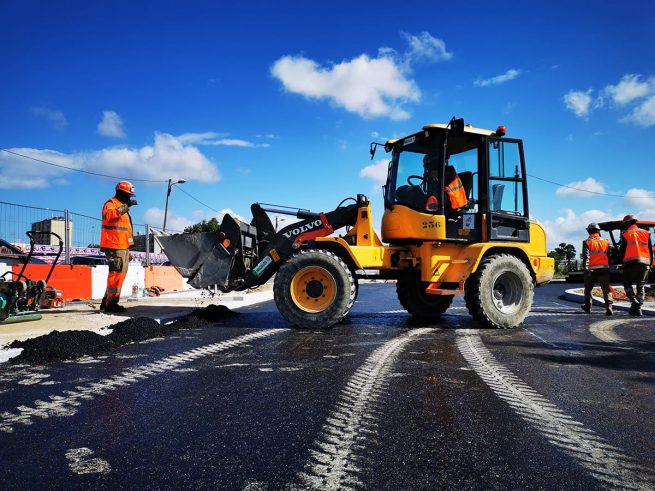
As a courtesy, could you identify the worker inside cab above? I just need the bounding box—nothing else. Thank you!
[443,163,468,213]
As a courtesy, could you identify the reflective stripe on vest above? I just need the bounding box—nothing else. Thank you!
[102,225,131,231]
[622,226,650,264]
[444,176,467,210]
[100,197,133,249]
[585,235,609,269]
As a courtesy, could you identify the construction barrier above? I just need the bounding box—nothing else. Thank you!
[91,263,145,300]
[144,265,184,294]
[1,263,185,301]
[11,264,92,301]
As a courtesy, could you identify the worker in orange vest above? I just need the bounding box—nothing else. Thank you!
[444,165,468,211]
[100,181,138,313]
[580,223,613,315]
[619,214,653,316]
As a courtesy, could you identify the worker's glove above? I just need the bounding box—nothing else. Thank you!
[128,199,138,207]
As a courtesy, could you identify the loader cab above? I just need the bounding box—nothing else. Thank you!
[381,120,530,243]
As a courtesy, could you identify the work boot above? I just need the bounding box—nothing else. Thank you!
[581,304,591,314]
[605,304,613,316]
[629,303,642,316]
[104,303,127,314]
[99,298,107,311]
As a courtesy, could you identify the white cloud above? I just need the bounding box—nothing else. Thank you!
[624,187,655,209]
[564,73,655,125]
[0,148,77,189]
[144,207,246,232]
[542,208,618,250]
[542,205,655,250]
[360,159,390,186]
[0,133,220,189]
[272,54,419,120]
[30,106,68,129]
[97,110,126,138]
[604,74,653,105]
[177,132,269,147]
[143,207,195,232]
[401,31,453,65]
[563,89,594,117]
[555,177,606,197]
[474,69,521,87]
[271,32,451,120]
[177,132,226,144]
[620,95,655,127]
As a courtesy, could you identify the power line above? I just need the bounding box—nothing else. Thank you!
[175,185,218,212]
[528,174,654,199]
[0,148,168,183]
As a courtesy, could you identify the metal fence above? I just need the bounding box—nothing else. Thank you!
[0,200,174,265]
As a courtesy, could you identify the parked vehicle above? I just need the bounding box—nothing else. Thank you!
[0,238,46,265]
[69,255,109,266]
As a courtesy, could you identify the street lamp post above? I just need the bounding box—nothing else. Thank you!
[163,178,186,232]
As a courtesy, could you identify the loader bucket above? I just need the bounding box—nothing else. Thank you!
[156,232,234,289]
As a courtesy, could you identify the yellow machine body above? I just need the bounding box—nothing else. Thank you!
[315,202,554,288]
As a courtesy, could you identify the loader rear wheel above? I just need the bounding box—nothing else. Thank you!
[465,254,534,329]
[397,275,453,319]
[274,249,356,328]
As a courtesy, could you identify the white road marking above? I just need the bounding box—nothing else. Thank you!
[65,447,111,475]
[524,329,561,349]
[298,328,434,490]
[0,329,285,434]
[457,331,654,490]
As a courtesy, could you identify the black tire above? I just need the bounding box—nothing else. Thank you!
[396,274,454,319]
[273,249,356,328]
[465,254,534,328]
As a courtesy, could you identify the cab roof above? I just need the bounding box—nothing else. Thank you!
[385,123,499,147]
[598,220,655,231]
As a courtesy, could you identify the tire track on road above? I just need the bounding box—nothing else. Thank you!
[0,329,285,434]
[589,318,652,344]
[297,328,434,490]
[457,330,654,490]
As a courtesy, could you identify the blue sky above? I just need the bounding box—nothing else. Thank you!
[1,0,654,248]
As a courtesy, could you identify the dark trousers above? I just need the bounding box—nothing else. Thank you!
[584,269,612,308]
[622,261,649,305]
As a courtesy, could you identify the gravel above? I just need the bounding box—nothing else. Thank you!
[7,304,238,365]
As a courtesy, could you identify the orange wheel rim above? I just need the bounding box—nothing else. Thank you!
[290,266,337,313]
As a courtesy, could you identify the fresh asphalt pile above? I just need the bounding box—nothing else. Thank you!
[7,304,238,365]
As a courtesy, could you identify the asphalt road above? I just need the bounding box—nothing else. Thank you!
[1,282,654,490]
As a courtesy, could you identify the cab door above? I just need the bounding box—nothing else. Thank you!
[486,138,530,242]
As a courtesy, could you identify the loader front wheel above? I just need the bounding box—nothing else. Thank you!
[465,254,534,328]
[397,274,453,319]
[274,249,356,328]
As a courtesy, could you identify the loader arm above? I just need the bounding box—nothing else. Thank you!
[157,199,360,292]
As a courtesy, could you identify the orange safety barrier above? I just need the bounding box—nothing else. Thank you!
[144,266,184,293]
[12,264,93,301]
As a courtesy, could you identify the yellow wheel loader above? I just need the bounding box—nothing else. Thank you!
[158,117,554,329]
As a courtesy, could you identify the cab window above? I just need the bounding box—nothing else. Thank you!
[488,140,526,216]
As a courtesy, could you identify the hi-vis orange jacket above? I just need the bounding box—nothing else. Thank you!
[621,225,651,264]
[444,175,467,210]
[584,233,610,270]
[100,197,134,250]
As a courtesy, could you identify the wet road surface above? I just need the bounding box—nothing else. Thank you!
[1,282,654,490]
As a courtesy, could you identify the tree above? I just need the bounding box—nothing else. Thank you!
[184,218,220,234]
[554,243,576,261]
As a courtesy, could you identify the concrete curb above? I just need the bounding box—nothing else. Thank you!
[564,288,655,316]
